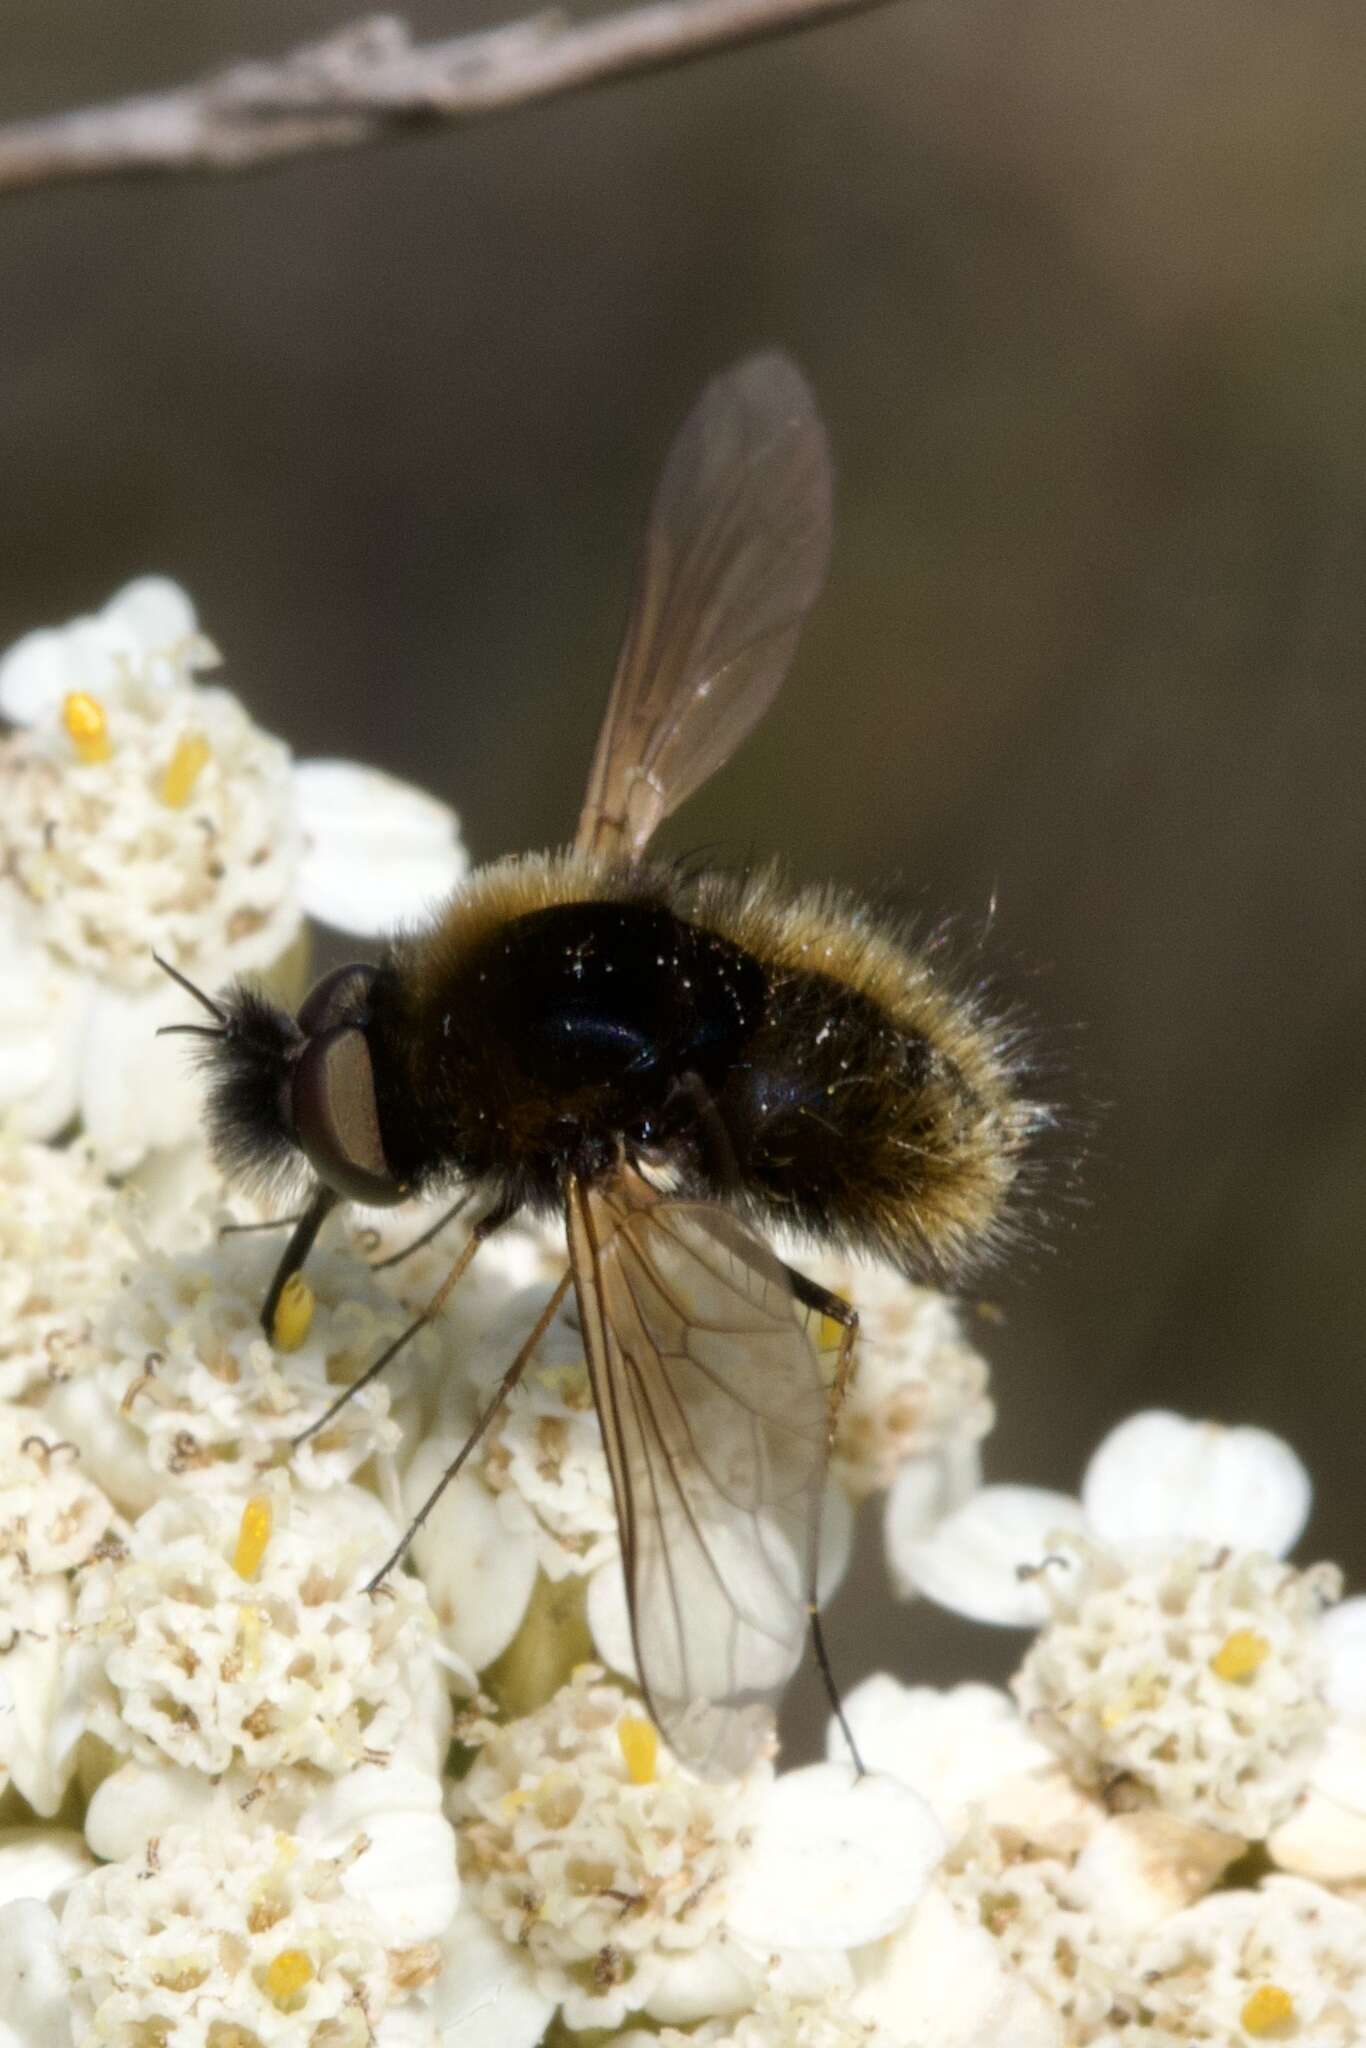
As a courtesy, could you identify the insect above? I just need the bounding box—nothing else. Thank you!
[162,354,1043,1775]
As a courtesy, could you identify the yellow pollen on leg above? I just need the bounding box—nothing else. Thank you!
[159,731,212,807]
[233,1495,273,1581]
[272,1274,315,1353]
[265,1948,314,2008]
[1240,1984,1295,2036]
[1211,1629,1271,1683]
[618,1715,659,1785]
[62,691,112,763]
[816,1290,851,1352]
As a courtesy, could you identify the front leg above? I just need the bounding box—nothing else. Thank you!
[260,1183,340,1337]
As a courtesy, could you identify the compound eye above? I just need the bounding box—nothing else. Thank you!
[296,963,379,1037]
[291,1024,403,1206]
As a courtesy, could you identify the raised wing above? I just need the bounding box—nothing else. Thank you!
[575,352,833,865]
[566,1168,828,1777]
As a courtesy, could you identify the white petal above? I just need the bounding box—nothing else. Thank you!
[0,629,74,725]
[827,1674,1054,1827]
[883,1437,983,1594]
[1082,1409,1310,1558]
[1319,1598,1366,1720]
[0,1899,71,2048]
[429,1902,555,2048]
[294,758,468,936]
[0,919,89,1140]
[83,1761,224,1862]
[101,576,199,652]
[299,1763,459,1916]
[1306,1723,1366,1815]
[643,1936,764,2023]
[405,1452,538,1674]
[337,1810,460,1943]
[586,1554,636,1681]
[895,1484,1087,1625]
[1072,1813,1242,1932]
[2,1580,81,1819]
[725,1762,943,1950]
[852,1886,1063,2048]
[0,1831,93,1912]
[1269,1736,1366,1881]
[76,981,205,1172]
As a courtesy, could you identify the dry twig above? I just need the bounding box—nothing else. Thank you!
[0,0,896,196]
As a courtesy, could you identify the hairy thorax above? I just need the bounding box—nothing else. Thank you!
[362,853,1035,1276]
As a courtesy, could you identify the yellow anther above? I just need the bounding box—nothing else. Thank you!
[271,1273,315,1353]
[265,1949,314,2007]
[1241,1984,1295,2036]
[1211,1629,1271,1684]
[233,1495,273,1581]
[62,691,112,764]
[618,1715,659,1785]
[159,731,211,807]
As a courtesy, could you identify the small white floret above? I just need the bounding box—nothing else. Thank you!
[59,1817,446,2045]
[455,1668,768,2031]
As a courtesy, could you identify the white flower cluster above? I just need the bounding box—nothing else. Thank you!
[1015,1535,1339,1836]
[3,576,1366,2048]
[44,1226,435,1516]
[0,1137,134,1402]
[0,577,467,1173]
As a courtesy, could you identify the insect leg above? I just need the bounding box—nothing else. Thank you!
[290,1189,520,1450]
[671,1069,742,1192]
[809,1597,866,1777]
[260,1185,340,1335]
[369,1190,473,1272]
[219,1211,309,1237]
[781,1265,861,1447]
[783,1261,866,1775]
[364,1267,572,1591]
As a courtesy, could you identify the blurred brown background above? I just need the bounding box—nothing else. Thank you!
[4,0,1365,1742]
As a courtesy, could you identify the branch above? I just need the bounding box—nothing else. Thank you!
[0,0,896,196]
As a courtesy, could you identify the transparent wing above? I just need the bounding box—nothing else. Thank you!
[575,352,833,864]
[567,1168,828,1777]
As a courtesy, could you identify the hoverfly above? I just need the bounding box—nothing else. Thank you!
[163,354,1040,1774]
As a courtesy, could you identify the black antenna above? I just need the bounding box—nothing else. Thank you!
[152,951,227,1033]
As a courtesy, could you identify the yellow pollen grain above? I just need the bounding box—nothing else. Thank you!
[1211,1629,1271,1683]
[271,1273,315,1353]
[618,1716,659,1785]
[158,731,211,807]
[265,1949,314,2007]
[62,691,112,764]
[1240,1984,1295,2036]
[233,1495,273,1581]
